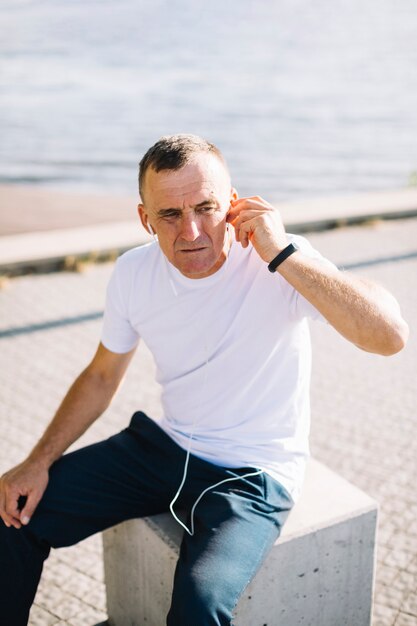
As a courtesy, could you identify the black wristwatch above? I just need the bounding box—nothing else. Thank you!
[267,243,299,273]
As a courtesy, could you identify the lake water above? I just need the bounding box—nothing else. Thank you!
[1,0,417,201]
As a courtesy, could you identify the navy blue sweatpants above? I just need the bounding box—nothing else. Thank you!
[0,412,293,626]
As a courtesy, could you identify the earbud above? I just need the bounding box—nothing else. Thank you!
[147,222,157,239]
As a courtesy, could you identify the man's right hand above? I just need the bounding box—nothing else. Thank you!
[0,460,49,529]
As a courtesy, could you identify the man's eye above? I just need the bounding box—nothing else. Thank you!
[198,206,214,213]
[162,212,180,219]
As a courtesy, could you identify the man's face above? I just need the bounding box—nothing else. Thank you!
[138,152,237,279]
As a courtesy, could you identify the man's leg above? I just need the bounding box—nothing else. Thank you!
[0,412,183,626]
[167,461,294,626]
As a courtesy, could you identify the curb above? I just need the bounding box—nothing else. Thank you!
[1,188,417,276]
[0,221,151,275]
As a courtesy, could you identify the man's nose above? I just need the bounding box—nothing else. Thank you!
[180,214,201,241]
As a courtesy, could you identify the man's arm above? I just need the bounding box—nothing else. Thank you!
[228,196,409,355]
[274,255,407,355]
[0,342,136,529]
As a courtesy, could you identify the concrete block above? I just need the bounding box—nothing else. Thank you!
[102,459,377,626]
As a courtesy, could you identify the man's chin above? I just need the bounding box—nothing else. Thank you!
[174,249,210,278]
[178,264,215,279]
[174,254,218,279]
[169,246,228,279]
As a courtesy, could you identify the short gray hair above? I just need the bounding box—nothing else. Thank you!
[138,134,228,199]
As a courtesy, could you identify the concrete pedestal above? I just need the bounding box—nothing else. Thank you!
[102,459,377,626]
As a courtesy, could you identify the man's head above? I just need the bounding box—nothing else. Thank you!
[138,134,238,279]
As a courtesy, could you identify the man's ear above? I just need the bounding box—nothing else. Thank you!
[230,187,239,203]
[138,203,151,234]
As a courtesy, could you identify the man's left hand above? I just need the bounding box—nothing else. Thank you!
[227,196,288,264]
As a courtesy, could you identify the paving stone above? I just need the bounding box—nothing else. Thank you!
[67,606,109,626]
[394,612,417,626]
[376,564,401,588]
[36,588,84,621]
[393,570,417,594]
[406,556,417,575]
[407,520,417,537]
[402,592,417,618]
[372,602,398,626]
[384,549,415,572]
[80,584,107,612]
[28,604,60,626]
[379,572,404,607]
[388,533,417,556]
[59,571,101,599]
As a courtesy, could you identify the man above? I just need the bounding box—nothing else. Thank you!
[0,134,408,626]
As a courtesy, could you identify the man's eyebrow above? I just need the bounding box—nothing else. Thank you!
[156,207,181,216]
[194,199,218,208]
[156,199,218,215]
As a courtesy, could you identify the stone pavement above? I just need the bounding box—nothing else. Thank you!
[0,218,416,625]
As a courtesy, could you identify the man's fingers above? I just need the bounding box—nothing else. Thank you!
[232,195,269,205]
[229,195,272,210]
[228,199,274,227]
[229,209,263,243]
[1,490,23,528]
[236,217,258,248]
[7,515,22,529]
[231,208,268,229]
[0,501,22,529]
[0,462,49,529]
[1,515,22,529]
[230,209,273,246]
[19,491,42,525]
[1,485,40,527]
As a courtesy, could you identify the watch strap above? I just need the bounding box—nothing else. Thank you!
[267,243,299,272]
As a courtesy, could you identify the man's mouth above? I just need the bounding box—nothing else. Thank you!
[178,247,207,253]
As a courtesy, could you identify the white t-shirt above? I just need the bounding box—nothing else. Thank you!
[101,235,333,500]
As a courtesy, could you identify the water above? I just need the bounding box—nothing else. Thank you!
[1,0,417,201]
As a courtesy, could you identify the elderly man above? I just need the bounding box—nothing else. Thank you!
[0,134,408,625]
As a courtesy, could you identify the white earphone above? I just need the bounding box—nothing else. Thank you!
[147,222,158,241]
[139,213,262,536]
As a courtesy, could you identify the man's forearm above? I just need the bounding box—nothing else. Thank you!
[0,344,134,528]
[227,196,408,356]
[277,253,408,355]
[27,367,117,469]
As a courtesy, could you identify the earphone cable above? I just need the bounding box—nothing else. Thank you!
[153,222,264,536]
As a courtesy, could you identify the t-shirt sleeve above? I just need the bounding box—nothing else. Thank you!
[284,234,338,322]
[101,257,140,353]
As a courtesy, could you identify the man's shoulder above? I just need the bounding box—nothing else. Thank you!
[115,242,159,273]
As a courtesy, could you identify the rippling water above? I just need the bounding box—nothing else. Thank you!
[1,0,417,200]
